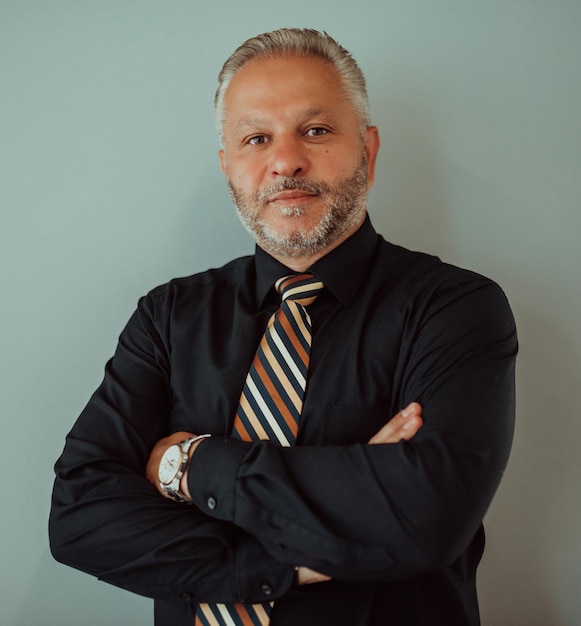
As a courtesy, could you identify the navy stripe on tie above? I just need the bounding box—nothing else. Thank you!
[236,390,296,444]
[276,303,311,358]
[249,365,301,426]
[263,330,306,394]
[270,317,309,379]
[253,343,302,416]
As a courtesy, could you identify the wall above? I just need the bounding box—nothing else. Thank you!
[1,1,579,624]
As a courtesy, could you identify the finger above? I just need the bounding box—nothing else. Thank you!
[368,403,423,444]
[296,566,332,585]
[398,415,423,440]
[401,402,422,418]
[368,416,423,444]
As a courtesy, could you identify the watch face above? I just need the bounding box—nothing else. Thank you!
[159,445,182,484]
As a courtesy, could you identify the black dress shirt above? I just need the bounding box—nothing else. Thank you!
[50,216,517,625]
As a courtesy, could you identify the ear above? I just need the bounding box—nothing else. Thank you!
[219,149,227,177]
[364,126,380,187]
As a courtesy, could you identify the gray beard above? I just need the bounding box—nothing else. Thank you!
[228,152,370,258]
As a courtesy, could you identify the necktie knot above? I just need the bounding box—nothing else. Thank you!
[275,273,325,306]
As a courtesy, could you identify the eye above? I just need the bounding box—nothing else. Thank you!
[305,127,329,137]
[247,135,268,146]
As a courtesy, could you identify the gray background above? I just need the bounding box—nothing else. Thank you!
[1,1,579,624]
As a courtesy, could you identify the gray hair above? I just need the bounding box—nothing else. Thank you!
[214,28,371,145]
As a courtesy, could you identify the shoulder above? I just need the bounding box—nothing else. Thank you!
[135,255,255,321]
[375,235,502,295]
[373,236,515,331]
[150,255,253,298]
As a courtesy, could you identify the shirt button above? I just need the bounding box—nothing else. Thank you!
[181,592,193,602]
[261,584,273,596]
[207,496,217,510]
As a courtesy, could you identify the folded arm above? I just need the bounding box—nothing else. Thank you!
[49,299,294,603]
[145,404,424,586]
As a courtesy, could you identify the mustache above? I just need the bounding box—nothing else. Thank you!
[257,178,327,202]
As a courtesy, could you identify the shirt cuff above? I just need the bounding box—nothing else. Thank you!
[187,436,252,522]
[235,533,296,602]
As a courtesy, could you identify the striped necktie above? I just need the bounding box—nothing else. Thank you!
[195,273,324,626]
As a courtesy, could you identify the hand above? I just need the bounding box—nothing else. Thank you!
[145,431,196,498]
[296,566,332,585]
[368,402,423,444]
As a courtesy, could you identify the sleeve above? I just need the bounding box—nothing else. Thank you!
[49,292,294,603]
[187,279,518,582]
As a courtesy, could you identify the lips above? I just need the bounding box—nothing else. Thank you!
[268,190,317,203]
[257,179,325,204]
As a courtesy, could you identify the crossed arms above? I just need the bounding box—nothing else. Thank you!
[50,274,517,603]
[145,402,424,586]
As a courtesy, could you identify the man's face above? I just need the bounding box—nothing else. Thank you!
[219,55,380,261]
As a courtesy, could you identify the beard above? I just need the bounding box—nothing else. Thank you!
[227,151,370,259]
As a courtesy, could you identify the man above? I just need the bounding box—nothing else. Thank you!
[50,28,517,625]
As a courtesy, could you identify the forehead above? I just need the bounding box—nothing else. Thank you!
[223,55,353,123]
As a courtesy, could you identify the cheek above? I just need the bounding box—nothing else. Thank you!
[234,177,258,200]
[315,150,351,177]
[230,159,262,188]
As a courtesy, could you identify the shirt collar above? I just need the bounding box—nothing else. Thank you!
[254,214,378,308]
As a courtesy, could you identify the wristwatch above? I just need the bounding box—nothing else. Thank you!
[158,434,211,503]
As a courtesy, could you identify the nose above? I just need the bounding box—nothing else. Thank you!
[269,135,309,178]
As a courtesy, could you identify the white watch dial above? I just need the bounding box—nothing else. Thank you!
[159,445,182,484]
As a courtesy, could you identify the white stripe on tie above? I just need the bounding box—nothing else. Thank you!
[246,374,291,446]
[270,322,306,388]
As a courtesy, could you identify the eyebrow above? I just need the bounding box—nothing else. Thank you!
[233,107,340,133]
